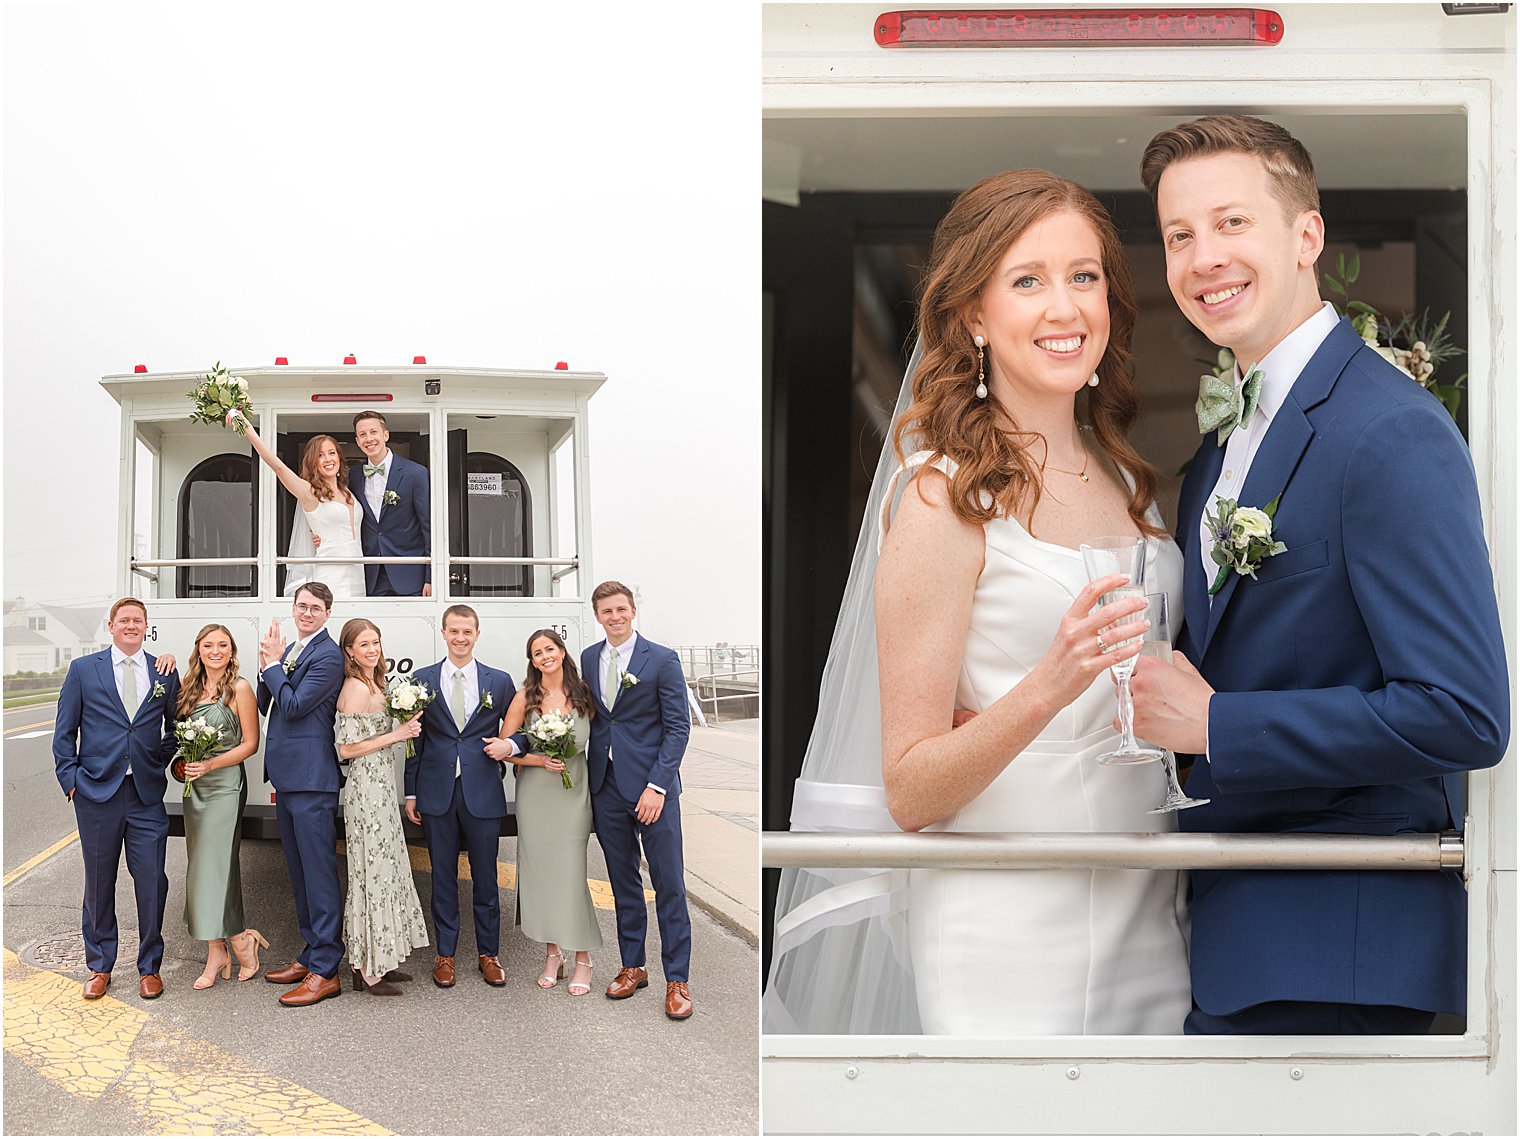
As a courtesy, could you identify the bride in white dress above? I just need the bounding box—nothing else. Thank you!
[228,411,367,600]
[764,170,1190,1036]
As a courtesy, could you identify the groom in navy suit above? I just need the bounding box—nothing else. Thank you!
[583,580,695,1019]
[257,581,348,1007]
[1130,115,1508,1034]
[350,409,431,597]
[53,597,179,1000]
[404,604,520,988]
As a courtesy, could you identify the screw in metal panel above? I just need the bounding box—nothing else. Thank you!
[1289,1067,1304,1081]
[845,1065,859,1080]
[1066,1067,1080,1080]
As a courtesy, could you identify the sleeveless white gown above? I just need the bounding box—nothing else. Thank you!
[888,452,1191,1035]
[300,497,366,600]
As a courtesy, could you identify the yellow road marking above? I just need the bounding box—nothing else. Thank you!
[4,717,55,735]
[2,948,391,1135]
[3,831,80,887]
[336,841,654,908]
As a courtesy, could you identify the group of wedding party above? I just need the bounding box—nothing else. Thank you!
[52,391,700,1021]
[766,115,1509,1038]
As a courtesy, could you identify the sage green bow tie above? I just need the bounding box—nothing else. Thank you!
[363,463,386,477]
[1196,366,1264,445]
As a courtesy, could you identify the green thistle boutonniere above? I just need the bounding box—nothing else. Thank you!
[382,490,400,506]
[1205,493,1286,596]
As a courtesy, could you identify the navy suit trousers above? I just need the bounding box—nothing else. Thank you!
[422,778,502,956]
[591,775,690,982]
[275,790,343,977]
[73,779,169,975]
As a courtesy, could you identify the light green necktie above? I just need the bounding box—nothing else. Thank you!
[119,657,139,718]
[1196,366,1264,445]
[285,641,303,670]
[605,647,620,710]
[450,669,467,731]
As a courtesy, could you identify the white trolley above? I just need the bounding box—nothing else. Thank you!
[102,359,603,838]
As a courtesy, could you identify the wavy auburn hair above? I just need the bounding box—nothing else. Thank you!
[176,624,241,719]
[893,169,1164,538]
[339,618,387,691]
[299,435,353,504]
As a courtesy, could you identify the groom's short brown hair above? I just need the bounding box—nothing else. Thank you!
[1140,114,1320,221]
[353,410,388,430]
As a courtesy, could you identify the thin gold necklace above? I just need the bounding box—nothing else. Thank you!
[1041,451,1090,482]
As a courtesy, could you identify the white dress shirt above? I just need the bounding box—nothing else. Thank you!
[111,645,149,772]
[1198,301,1339,763]
[441,658,480,778]
[364,448,392,517]
[1198,301,1339,587]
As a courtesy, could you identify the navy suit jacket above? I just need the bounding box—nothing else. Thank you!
[582,636,690,803]
[349,452,431,594]
[256,628,345,793]
[53,649,179,804]
[405,660,519,818]
[1176,317,1509,1016]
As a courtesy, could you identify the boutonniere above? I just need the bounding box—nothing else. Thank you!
[1205,492,1286,596]
[479,691,494,712]
[382,490,400,506]
[620,671,639,691]
[282,657,299,675]
[151,680,167,700]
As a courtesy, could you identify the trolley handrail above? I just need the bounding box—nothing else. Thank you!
[762,830,1465,873]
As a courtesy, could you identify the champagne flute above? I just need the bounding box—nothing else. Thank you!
[1140,593,1210,812]
[1079,536,1165,766]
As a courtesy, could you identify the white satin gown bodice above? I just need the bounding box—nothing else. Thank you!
[302,497,365,599]
[888,451,1191,1035]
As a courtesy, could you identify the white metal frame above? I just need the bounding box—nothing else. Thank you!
[761,7,1517,1134]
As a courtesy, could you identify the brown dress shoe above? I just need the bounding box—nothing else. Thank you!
[82,972,111,1000]
[432,956,456,987]
[264,961,310,985]
[278,972,340,1007]
[139,974,164,1000]
[665,981,693,1020]
[605,966,649,1000]
[478,955,506,987]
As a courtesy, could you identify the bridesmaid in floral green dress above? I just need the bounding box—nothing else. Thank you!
[175,624,267,989]
[334,619,429,995]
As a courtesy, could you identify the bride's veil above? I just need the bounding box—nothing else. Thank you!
[762,341,927,1035]
[282,512,318,597]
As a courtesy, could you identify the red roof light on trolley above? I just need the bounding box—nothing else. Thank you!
[134,364,148,373]
[874,8,1284,47]
[413,356,427,365]
[555,361,569,370]
[274,356,289,365]
[343,354,357,364]
[311,393,395,403]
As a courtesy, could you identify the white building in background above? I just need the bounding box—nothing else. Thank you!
[3,599,106,674]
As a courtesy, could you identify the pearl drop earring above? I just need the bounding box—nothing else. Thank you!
[974,335,988,399]
[1087,371,1101,388]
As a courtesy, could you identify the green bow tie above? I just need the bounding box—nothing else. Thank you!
[1196,367,1264,445]
[363,463,386,477]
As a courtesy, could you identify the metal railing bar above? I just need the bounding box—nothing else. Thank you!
[763,830,1465,872]
[446,557,579,566]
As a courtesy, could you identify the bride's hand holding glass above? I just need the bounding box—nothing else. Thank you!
[1026,573,1148,712]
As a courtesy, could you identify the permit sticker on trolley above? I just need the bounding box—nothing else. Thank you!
[467,473,502,496]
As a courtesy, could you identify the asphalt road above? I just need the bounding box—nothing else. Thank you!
[3,701,759,1136]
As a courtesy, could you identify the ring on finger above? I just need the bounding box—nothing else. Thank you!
[1096,633,1110,654]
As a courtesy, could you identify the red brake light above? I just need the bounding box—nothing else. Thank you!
[134,364,148,373]
[311,393,394,403]
[274,356,289,365]
[875,8,1284,47]
[413,356,427,365]
[555,361,569,370]
[343,354,357,364]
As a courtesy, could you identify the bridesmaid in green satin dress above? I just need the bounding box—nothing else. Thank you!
[175,624,265,989]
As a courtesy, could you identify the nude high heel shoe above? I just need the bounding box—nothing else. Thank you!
[230,929,269,982]
[195,940,232,990]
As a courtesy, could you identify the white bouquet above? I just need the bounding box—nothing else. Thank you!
[527,709,578,789]
[173,716,224,798]
[187,362,254,434]
[382,677,435,757]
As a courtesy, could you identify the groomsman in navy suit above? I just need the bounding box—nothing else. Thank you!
[1130,115,1508,1034]
[582,580,695,1019]
[53,597,179,1000]
[350,410,431,597]
[257,581,347,1007]
[404,604,521,988]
